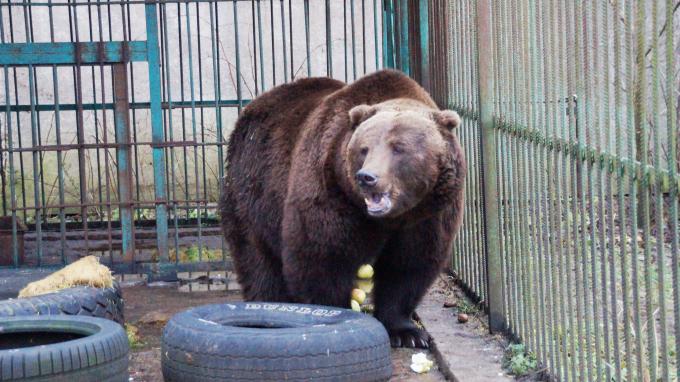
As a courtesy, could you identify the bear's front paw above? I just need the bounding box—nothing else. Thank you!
[388,326,431,348]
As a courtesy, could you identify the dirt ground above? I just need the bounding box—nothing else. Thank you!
[123,284,446,382]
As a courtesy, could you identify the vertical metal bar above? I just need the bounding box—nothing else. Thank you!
[184,3,203,261]
[627,0,645,376]
[398,0,408,75]
[26,63,42,266]
[666,0,680,378]
[326,0,333,76]
[555,2,572,378]
[538,0,557,372]
[233,1,243,110]
[382,0,394,69]
[123,0,141,223]
[529,0,549,366]
[210,1,227,261]
[69,3,90,257]
[472,0,487,302]
[650,0,670,379]
[279,0,288,82]
[476,0,502,333]
[361,0,366,75]
[145,2,169,265]
[635,0,657,378]
[195,2,208,223]
[304,0,311,77]
[24,4,46,232]
[571,1,587,378]
[588,2,605,380]
[112,63,135,264]
[601,1,624,379]
[612,0,633,378]
[251,1,259,94]
[289,0,294,80]
[159,2,180,262]
[103,3,115,261]
[256,0,265,91]
[269,0,276,85]
[7,6,27,224]
[473,0,486,302]
[373,0,379,71]
[492,0,510,338]
[349,0,357,79]
[418,0,429,93]
[344,0,349,80]
[46,1,66,264]
[0,3,18,267]
[85,2,104,218]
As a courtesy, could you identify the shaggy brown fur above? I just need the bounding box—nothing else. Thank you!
[220,69,466,348]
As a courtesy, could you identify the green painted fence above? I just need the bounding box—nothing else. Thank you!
[437,0,680,380]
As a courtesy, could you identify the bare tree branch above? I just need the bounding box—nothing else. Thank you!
[644,1,680,58]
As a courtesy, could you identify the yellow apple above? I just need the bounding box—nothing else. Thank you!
[357,264,374,279]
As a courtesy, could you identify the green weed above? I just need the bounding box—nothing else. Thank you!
[502,343,538,377]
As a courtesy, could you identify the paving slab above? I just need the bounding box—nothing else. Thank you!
[417,277,513,382]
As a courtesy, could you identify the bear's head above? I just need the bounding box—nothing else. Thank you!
[345,99,462,219]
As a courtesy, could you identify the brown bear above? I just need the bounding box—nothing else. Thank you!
[220,69,466,348]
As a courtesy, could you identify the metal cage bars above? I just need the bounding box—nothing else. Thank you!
[449,1,680,381]
[0,0,386,279]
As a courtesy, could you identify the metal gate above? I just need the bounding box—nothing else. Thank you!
[0,0,422,281]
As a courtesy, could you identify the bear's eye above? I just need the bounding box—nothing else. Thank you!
[392,144,405,154]
[360,147,369,156]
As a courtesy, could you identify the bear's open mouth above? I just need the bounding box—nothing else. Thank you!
[364,192,392,217]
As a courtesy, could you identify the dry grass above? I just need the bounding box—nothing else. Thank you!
[18,255,113,297]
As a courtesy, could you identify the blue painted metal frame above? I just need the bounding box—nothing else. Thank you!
[144,3,171,277]
[418,0,430,91]
[382,0,395,68]
[0,42,147,66]
[0,5,174,280]
[2,99,251,113]
[112,64,135,265]
[398,0,410,75]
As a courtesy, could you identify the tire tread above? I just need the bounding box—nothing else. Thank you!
[0,284,124,324]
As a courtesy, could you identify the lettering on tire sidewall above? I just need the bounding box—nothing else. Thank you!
[243,303,343,317]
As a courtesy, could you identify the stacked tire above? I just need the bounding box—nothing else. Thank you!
[0,283,124,324]
[0,315,129,381]
[0,284,128,381]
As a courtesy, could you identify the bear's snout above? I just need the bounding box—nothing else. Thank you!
[355,169,379,187]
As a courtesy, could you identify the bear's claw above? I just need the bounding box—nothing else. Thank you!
[388,327,431,348]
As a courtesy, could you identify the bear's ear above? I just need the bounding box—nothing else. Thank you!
[432,110,461,130]
[349,104,376,128]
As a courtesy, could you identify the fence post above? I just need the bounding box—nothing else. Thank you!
[112,63,136,265]
[145,2,170,277]
[476,0,504,333]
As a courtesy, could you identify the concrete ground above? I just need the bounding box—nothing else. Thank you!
[2,268,545,381]
[417,276,512,382]
[123,283,446,382]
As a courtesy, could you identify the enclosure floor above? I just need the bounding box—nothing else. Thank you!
[123,284,446,382]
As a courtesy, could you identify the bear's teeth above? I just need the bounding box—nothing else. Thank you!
[364,194,391,214]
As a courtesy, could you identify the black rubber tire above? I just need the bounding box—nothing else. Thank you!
[161,302,392,382]
[0,315,129,382]
[0,283,124,325]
